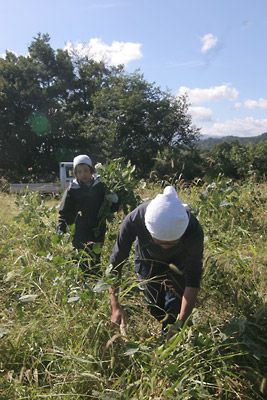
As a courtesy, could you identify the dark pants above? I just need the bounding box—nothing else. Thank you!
[137,261,185,332]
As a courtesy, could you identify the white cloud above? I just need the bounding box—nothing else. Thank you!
[202,117,267,137]
[234,98,267,110]
[244,98,267,109]
[178,84,239,105]
[189,106,213,122]
[234,102,242,109]
[200,33,218,53]
[64,38,142,66]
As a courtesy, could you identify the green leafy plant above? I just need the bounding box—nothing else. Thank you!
[96,157,141,214]
[0,179,266,399]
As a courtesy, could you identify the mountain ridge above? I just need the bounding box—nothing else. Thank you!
[197,132,267,150]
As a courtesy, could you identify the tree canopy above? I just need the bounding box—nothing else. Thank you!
[1,34,266,182]
[0,34,199,180]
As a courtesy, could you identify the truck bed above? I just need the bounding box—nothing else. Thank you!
[9,183,62,194]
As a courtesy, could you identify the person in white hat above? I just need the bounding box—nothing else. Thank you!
[108,186,204,335]
[57,154,119,276]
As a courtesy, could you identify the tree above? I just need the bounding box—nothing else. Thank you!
[202,141,245,179]
[152,145,204,181]
[248,141,267,178]
[0,34,200,180]
[0,34,81,177]
[200,140,267,180]
[82,72,199,175]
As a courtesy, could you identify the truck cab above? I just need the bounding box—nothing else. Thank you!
[59,162,74,189]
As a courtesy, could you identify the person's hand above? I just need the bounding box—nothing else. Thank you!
[111,305,126,336]
[166,320,184,340]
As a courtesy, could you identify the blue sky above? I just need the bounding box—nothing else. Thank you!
[1,0,267,137]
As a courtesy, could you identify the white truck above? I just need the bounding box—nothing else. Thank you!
[9,162,74,194]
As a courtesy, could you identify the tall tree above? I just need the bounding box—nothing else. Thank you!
[0,34,200,179]
[82,72,199,175]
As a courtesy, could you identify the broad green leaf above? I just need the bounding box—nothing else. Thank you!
[93,280,110,293]
[19,294,38,303]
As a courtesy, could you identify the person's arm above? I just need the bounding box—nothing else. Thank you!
[168,219,204,336]
[108,210,138,331]
[178,286,199,324]
[109,286,126,334]
[179,219,204,324]
[166,286,199,339]
[109,210,138,274]
[57,188,76,233]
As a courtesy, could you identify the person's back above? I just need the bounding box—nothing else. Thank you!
[110,200,203,282]
[108,186,204,336]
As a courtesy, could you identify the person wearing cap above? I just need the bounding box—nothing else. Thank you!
[57,154,119,275]
[108,186,204,335]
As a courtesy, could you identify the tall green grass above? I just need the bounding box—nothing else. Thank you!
[0,180,266,399]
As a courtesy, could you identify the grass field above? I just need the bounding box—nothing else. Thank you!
[0,178,266,399]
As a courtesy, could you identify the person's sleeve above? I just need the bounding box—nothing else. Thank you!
[57,188,76,233]
[183,223,204,288]
[109,211,138,275]
[99,182,106,202]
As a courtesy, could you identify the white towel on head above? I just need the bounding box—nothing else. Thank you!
[73,154,93,169]
[145,186,189,241]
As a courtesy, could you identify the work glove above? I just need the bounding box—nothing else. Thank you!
[106,192,119,204]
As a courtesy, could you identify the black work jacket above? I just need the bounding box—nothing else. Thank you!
[110,201,204,288]
[58,178,106,248]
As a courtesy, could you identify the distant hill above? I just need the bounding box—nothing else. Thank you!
[197,132,267,150]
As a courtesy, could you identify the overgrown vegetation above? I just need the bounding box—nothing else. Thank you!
[0,34,266,399]
[0,174,266,399]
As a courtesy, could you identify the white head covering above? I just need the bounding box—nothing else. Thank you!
[145,186,189,241]
[73,154,93,170]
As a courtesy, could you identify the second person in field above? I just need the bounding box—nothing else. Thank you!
[57,154,119,276]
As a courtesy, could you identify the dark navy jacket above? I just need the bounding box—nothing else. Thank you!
[110,201,204,288]
[58,178,106,249]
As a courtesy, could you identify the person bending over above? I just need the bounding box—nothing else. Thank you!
[108,186,204,335]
